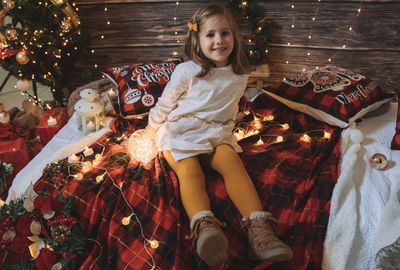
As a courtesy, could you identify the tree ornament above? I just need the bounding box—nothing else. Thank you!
[51,223,71,242]
[30,220,42,235]
[369,153,388,170]
[61,17,73,33]
[0,111,9,124]
[5,28,17,41]
[16,79,30,91]
[0,0,91,104]
[52,263,63,270]
[0,102,10,124]
[1,0,15,11]
[15,51,30,65]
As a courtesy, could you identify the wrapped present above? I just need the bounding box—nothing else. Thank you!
[36,108,68,146]
[0,138,31,189]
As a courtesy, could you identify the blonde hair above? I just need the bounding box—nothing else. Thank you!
[184,3,251,77]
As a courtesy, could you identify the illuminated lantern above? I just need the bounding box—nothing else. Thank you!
[74,89,104,134]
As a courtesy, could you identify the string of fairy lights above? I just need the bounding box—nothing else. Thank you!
[286,0,364,76]
[46,2,350,268]
[94,0,365,79]
[0,1,361,268]
[92,0,182,73]
[65,140,160,269]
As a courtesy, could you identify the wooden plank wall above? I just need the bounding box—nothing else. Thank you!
[76,0,400,91]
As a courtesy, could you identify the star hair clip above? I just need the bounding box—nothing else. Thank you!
[187,21,198,32]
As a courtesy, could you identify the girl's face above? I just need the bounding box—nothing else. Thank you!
[198,14,234,67]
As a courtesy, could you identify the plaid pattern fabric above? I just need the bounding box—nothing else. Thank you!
[391,89,400,150]
[262,66,394,127]
[33,94,342,269]
[104,59,182,118]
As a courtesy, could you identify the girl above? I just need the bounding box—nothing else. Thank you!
[147,3,292,266]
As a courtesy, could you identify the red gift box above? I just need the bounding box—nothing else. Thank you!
[0,137,31,187]
[37,108,68,146]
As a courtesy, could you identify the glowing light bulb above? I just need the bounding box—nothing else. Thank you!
[281,123,289,130]
[301,134,311,143]
[252,118,262,129]
[256,138,264,146]
[74,173,83,180]
[96,173,106,183]
[323,131,331,139]
[263,115,274,121]
[122,215,132,225]
[149,239,159,249]
[276,136,284,143]
[81,161,92,173]
[234,129,245,140]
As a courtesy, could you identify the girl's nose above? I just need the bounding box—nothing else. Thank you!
[215,34,223,44]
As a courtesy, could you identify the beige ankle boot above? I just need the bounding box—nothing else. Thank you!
[187,215,229,266]
[242,213,293,262]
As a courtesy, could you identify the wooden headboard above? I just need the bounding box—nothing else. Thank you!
[76,0,400,91]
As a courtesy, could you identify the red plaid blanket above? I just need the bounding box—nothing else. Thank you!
[34,94,342,270]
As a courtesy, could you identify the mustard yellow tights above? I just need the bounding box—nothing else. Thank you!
[163,144,262,220]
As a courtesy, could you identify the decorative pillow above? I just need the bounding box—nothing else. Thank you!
[391,89,400,150]
[104,58,182,119]
[262,66,395,128]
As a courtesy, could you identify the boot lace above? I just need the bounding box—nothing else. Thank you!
[241,213,281,248]
[186,216,226,249]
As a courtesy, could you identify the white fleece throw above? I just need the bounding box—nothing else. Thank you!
[323,102,400,270]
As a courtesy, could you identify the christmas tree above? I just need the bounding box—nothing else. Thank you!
[227,0,271,66]
[0,0,91,105]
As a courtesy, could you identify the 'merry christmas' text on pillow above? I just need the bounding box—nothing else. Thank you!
[104,58,182,118]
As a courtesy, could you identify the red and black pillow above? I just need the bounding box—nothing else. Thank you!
[104,58,182,118]
[262,66,394,128]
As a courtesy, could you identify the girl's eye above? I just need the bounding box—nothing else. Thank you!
[222,31,230,36]
[206,33,214,38]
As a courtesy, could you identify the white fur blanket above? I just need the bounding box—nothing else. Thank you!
[323,102,400,270]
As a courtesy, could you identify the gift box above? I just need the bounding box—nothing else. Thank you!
[36,108,69,146]
[0,137,31,189]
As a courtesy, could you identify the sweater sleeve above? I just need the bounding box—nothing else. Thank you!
[148,63,189,130]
